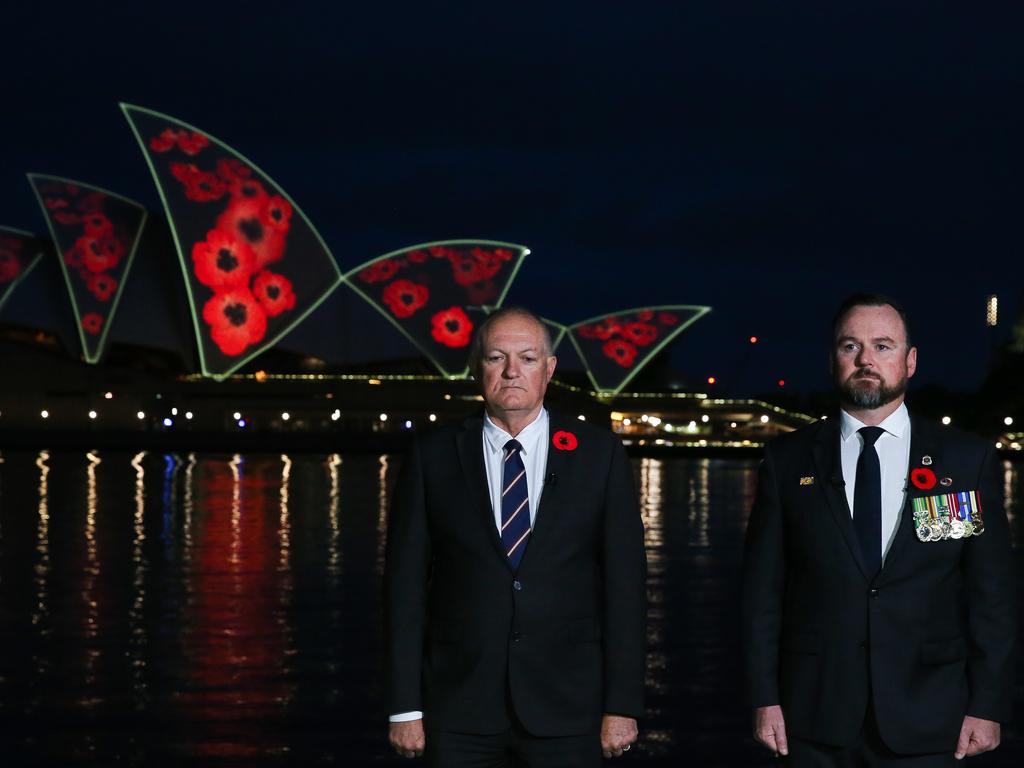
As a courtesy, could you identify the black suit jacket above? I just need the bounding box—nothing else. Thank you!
[384,410,647,736]
[740,413,1015,753]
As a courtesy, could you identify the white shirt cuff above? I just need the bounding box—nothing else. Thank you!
[389,711,423,722]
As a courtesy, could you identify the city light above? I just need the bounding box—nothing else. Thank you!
[1005,417,1014,426]
[777,379,785,387]
[730,422,737,428]
[380,413,388,422]
[749,336,758,344]
[137,411,145,420]
[429,413,437,422]
[40,410,49,419]
[163,418,173,427]
[171,407,178,415]
[577,414,586,421]
[640,414,649,422]
[701,414,710,423]
[331,410,341,421]
[88,410,97,419]
[233,411,242,420]
[760,415,770,423]
[281,412,291,421]
[404,420,413,429]
[707,376,717,385]
[986,295,998,327]
[622,418,631,426]
[185,411,194,420]
[941,416,951,425]
[104,391,113,399]
[648,416,662,427]
[238,419,247,428]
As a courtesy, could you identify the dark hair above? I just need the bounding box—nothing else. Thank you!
[467,306,554,374]
[831,293,913,349]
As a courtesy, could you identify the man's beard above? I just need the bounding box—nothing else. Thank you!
[838,371,907,410]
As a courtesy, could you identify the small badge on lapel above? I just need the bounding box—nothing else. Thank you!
[940,477,952,487]
[921,455,933,466]
[799,476,815,486]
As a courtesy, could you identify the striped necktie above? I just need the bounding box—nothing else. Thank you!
[501,439,531,570]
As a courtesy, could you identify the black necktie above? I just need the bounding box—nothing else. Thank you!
[853,426,884,575]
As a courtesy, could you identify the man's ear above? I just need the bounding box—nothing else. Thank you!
[906,346,917,379]
[545,355,557,382]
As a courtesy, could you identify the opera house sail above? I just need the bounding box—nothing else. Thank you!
[121,104,343,380]
[344,241,528,378]
[27,176,146,363]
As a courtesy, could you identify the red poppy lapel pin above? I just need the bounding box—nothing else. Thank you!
[552,430,578,451]
[911,467,937,490]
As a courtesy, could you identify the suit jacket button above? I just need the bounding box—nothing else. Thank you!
[869,588,879,598]
[512,580,522,591]
[512,631,521,642]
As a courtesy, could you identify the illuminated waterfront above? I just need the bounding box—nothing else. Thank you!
[0,451,1020,766]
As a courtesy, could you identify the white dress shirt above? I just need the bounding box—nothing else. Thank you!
[482,408,549,530]
[389,408,550,723]
[839,403,912,562]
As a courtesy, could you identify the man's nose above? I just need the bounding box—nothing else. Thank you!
[503,359,521,377]
[855,347,875,367]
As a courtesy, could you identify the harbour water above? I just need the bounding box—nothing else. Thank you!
[0,450,1020,766]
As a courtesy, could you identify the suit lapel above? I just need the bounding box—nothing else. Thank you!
[811,417,871,582]
[525,412,568,549]
[455,414,512,570]
[877,415,938,584]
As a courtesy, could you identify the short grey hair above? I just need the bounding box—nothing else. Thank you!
[467,307,554,375]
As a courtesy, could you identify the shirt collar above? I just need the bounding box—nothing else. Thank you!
[483,408,549,455]
[840,401,910,442]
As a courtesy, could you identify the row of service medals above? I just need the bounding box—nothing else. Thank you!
[912,491,984,542]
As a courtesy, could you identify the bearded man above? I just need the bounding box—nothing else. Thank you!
[740,293,1015,766]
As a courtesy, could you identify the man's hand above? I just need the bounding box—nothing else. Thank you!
[601,714,638,758]
[753,705,789,757]
[389,719,426,759]
[955,716,1000,760]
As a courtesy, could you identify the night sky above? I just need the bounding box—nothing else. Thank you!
[2,3,1022,395]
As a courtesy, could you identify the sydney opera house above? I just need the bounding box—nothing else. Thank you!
[0,105,823,450]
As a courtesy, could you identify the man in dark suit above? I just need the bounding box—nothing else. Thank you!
[385,307,647,766]
[741,293,1015,766]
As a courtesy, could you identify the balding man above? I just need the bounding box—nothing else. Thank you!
[385,307,647,766]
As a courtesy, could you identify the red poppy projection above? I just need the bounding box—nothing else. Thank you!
[567,305,711,394]
[345,241,528,377]
[122,104,342,379]
[27,175,147,363]
[0,227,46,314]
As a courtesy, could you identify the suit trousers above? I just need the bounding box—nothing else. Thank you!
[785,704,956,767]
[425,725,601,768]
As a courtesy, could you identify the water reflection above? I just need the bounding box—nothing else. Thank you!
[179,454,292,759]
[130,451,148,707]
[326,453,342,585]
[376,454,390,574]
[688,458,711,548]
[0,451,1018,767]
